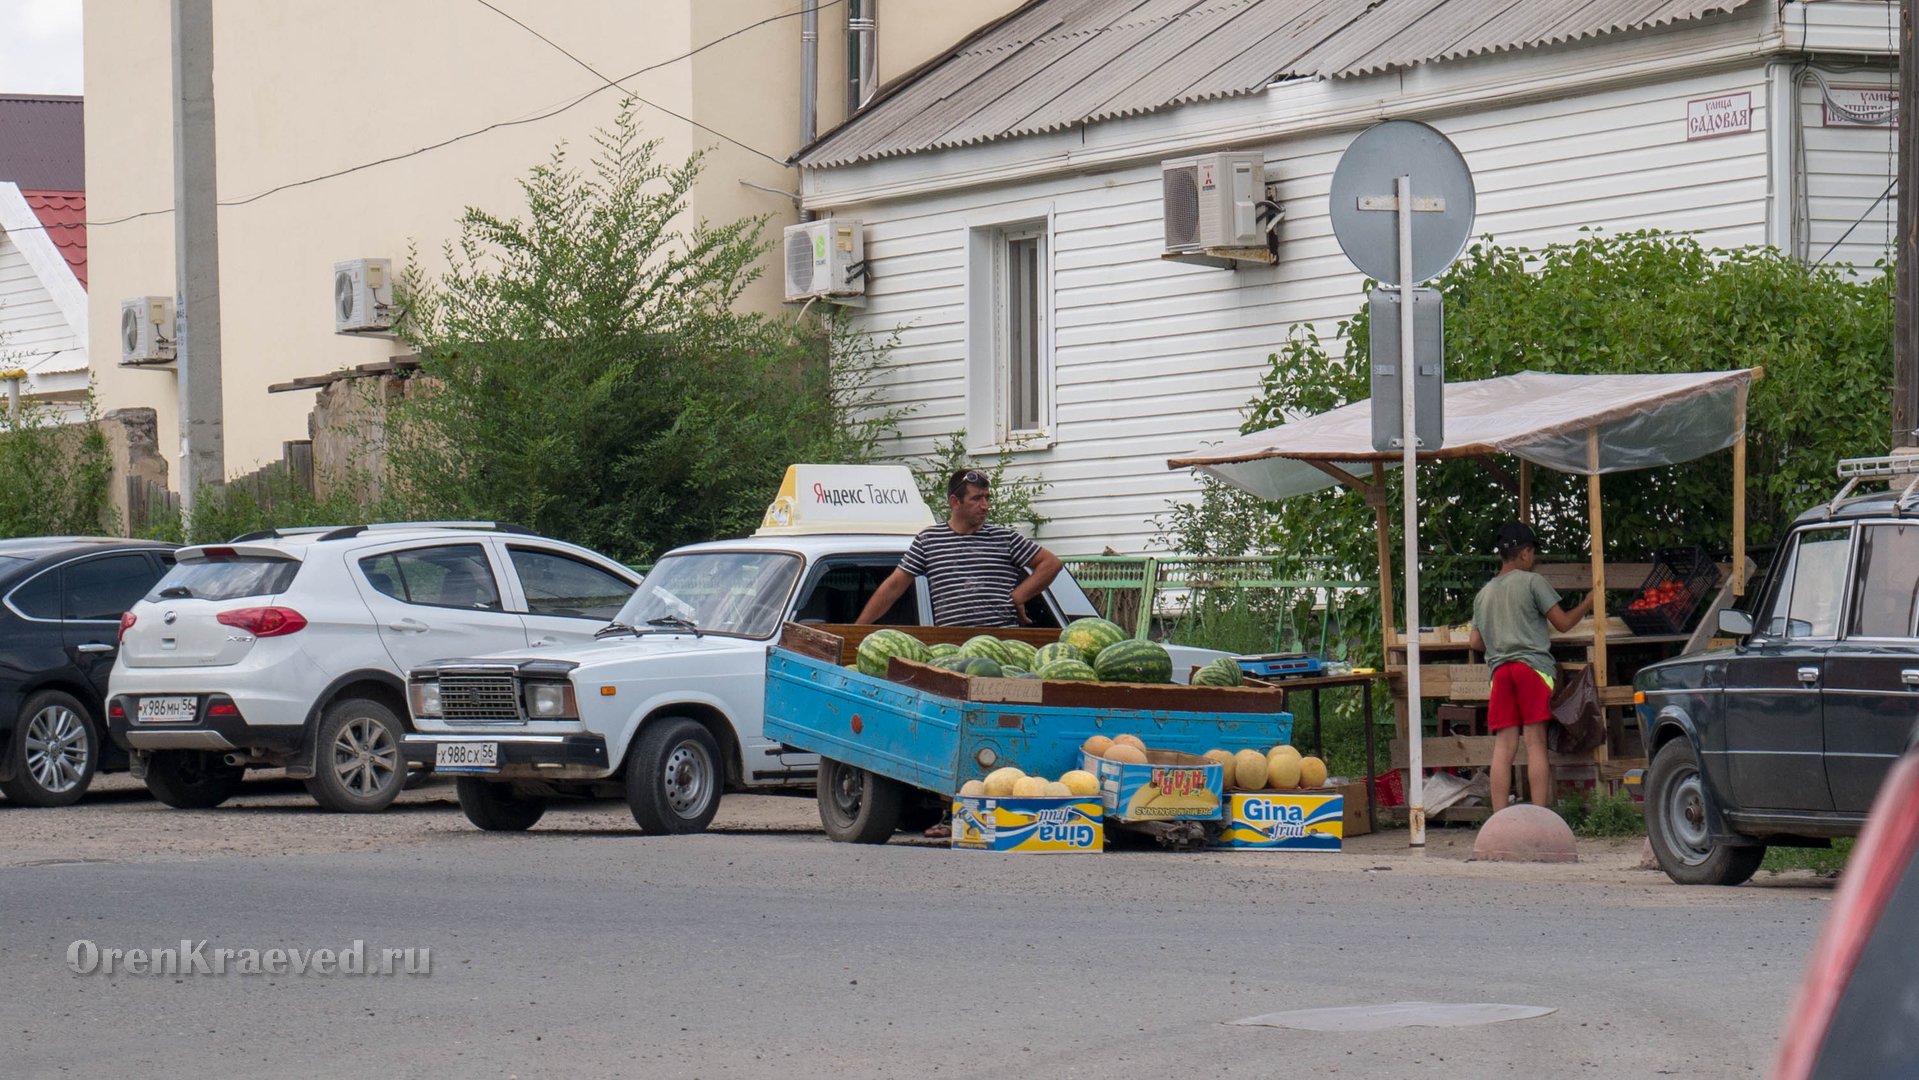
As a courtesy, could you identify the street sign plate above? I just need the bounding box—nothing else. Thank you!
[1329,121,1476,286]
[1370,288,1444,453]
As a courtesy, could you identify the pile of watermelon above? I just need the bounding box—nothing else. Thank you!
[851,617,1191,684]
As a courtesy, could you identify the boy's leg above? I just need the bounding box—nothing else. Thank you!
[1522,721,1552,807]
[1490,727,1518,810]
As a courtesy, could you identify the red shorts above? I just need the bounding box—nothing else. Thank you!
[1488,663,1552,731]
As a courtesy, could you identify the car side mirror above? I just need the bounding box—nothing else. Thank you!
[1718,609,1754,637]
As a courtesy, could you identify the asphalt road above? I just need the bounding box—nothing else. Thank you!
[0,778,1834,1079]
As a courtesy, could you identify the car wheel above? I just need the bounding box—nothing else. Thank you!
[455,778,547,831]
[303,698,406,813]
[144,750,246,809]
[625,717,722,834]
[817,757,904,844]
[0,691,99,807]
[1645,739,1765,886]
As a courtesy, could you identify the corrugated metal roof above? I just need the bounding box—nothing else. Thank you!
[0,95,84,190]
[797,0,1758,167]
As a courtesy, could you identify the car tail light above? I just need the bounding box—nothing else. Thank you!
[206,698,241,718]
[216,607,308,637]
[108,700,126,721]
[119,611,136,642]
[1774,752,1919,1079]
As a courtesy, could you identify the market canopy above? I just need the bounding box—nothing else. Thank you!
[1167,369,1756,501]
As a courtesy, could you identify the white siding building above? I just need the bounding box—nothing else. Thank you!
[797,0,1899,556]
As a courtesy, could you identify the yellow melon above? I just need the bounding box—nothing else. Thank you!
[1012,776,1050,798]
[1266,753,1302,790]
[958,779,985,798]
[1267,743,1302,762]
[1233,749,1269,790]
[1042,781,1072,798]
[1104,743,1148,765]
[1060,770,1100,797]
[1203,749,1236,775]
[1082,735,1113,757]
[1298,756,1328,788]
[982,767,1026,798]
[1112,734,1146,752]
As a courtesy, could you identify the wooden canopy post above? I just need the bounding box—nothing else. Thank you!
[1518,459,1533,525]
[1586,428,1608,689]
[1733,431,1748,595]
[1371,462,1395,644]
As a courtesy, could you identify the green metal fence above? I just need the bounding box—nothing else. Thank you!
[1060,555,1376,657]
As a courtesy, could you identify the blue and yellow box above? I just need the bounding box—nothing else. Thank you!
[1213,791,1344,851]
[950,796,1104,853]
[1080,749,1225,822]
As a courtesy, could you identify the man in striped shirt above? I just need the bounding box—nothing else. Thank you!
[856,469,1062,627]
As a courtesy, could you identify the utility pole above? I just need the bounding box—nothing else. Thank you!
[1898,0,1918,449]
[172,0,225,514]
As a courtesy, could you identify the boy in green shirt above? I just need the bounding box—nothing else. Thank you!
[1468,522,1593,811]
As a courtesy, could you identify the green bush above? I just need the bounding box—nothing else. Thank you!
[1555,789,1644,837]
[0,397,114,538]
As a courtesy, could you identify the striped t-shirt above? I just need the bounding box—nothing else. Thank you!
[897,523,1041,627]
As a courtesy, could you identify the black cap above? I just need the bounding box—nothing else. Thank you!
[1495,521,1539,555]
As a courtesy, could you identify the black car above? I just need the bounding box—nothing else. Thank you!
[1633,455,1919,885]
[0,538,176,805]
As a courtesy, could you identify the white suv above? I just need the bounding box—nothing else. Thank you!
[107,523,641,813]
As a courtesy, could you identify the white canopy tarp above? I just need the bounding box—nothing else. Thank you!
[1168,369,1754,501]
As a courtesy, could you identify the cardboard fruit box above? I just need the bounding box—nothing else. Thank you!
[1079,748,1225,822]
[1212,789,1346,851]
[950,795,1104,853]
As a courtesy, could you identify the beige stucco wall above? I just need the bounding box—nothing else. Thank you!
[84,0,1005,489]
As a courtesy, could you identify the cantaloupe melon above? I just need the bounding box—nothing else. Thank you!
[1266,754,1302,790]
[1112,734,1146,752]
[1202,749,1236,775]
[1082,735,1113,757]
[1267,743,1301,762]
[1298,756,1328,788]
[1060,770,1100,797]
[1012,775,1050,798]
[983,767,1026,797]
[1233,749,1269,790]
[1104,743,1148,765]
[1042,781,1072,798]
[958,779,986,798]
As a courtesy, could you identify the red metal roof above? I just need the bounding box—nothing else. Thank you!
[22,190,86,289]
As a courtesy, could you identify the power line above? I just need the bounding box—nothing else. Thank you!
[1,0,841,234]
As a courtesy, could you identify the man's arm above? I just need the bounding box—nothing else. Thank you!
[1010,548,1064,624]
[855,568,916,625]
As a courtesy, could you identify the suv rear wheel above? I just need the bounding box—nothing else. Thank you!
[0,691,98,807]
[1646,739,1766,886]
[145,750,245,809]
[625,717,722,834]
[304,698,406,813]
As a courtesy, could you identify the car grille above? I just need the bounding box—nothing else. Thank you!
[438,675,521,722]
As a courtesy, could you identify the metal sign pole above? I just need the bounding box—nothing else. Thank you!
[1396,175,1425,847]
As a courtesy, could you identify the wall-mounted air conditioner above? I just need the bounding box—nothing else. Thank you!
[783,220,865,303]
[1161,151,1276,266]
[119,296,175,366]
[334,258,395,333]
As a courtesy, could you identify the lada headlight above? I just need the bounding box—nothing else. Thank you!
[525,682,578,719]
[409,681,442,719]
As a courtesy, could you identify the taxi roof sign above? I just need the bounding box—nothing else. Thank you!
[756,465,935,536]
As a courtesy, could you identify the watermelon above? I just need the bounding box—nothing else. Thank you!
[1093,639,1174,684]
[930,655,971,672]
[1193,657,1245,687]
[959,635,1017,666]
[1035,658,1098,682]
[857,628,929,677]
[1007,670,1041,680]
[1060,618,1127,663]
[951,656,1003,678]
[999,638,1039,668]
[1032,642,1083,669]
[927,642,961,660]
[1000,665,1029,677]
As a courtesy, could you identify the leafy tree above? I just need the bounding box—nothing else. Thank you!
[910,432,1050,534]
[390,103,905,562]
[0,388,114,539]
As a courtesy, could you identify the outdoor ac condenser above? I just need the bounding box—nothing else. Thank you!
[782,219,865,303]
[334,258,395,334]
[118,296,175,366]
[1161,151,1266,253]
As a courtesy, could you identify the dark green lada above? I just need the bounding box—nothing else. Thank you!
[1633,487,1919,885]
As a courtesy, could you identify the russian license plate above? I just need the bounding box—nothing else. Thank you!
[435,742,498,772]
[136,696,198,724]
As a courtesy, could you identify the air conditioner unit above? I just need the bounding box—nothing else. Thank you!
[1161,151,1267,254]
[334,257,395,333]
[119,296,175,366]
[782,220,865,303]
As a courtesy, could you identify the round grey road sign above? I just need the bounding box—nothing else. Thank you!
[1329,120,1476,286]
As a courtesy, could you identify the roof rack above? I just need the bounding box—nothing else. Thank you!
[1831,454,1919,514]
[227,526,347,543]
[313,521,537,541]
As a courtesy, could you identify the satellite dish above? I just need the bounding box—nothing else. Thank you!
[1328,121,1476,286]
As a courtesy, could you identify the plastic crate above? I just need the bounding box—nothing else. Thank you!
[1619,547,1719,636]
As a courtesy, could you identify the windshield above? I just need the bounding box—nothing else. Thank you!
[611,551,802,639]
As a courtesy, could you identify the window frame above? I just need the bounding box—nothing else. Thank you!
[504,544,637,621]
[1841,519,1919,642]
[356,543,506,614]
[1755,524,1856,643]
[965,206,1056,452]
